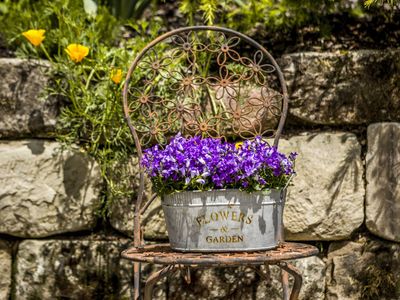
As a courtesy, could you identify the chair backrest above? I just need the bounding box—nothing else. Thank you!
[122,26,289,246]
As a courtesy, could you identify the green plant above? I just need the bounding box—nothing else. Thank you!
[179,0,362,33]
[49,19,161,213]
[0,0,120,57]
[99,0,154,20]
[364,0,400,7]
[1,0,162,214]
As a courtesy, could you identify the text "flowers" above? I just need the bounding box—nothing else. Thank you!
[22,29,45,47]
[65,44,89,63]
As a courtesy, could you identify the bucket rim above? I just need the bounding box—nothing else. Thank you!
[162,188,285,198]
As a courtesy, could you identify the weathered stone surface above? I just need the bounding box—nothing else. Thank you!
[282,50,400,125]
[366,123,400,242]
[14,238,165,300]
[110,195,167,240]
[256,256,326,300]
[0,140,101,237]
[326,238,400,300]
[0,240,12,300]
[0,58,63,137]
[326,240,364,299]
[108,159,168,240]
[280,132,364,240]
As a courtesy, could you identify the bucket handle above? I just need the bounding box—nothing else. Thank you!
[280,173,296,200]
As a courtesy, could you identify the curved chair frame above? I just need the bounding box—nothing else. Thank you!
[122,25,289,247]
[121,26,315,299]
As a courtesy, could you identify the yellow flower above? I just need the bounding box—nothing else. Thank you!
[22,29,46,47]
[110,68,123,84]
[65,44,89,63]
[235,142,243,149]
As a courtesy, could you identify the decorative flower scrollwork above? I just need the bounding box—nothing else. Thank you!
[170,68,205,99]
[136,112,171,146]
[241,50,276,85]
[248,86,283,119]
[172,31,207,53]
[184,115,224,139]
[207,65,241,100]
[165,98,200,125]
[128,87,163,118]
[137,48,173,81]
[125,29,286,146]
[208,33,241,65]
[226,98,256,133]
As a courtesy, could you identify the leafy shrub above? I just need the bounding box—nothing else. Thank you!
[0,0,162,214]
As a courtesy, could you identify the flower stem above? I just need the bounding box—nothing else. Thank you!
[40,44,53,62]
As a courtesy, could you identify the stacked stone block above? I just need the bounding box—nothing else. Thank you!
[1,50,400,299]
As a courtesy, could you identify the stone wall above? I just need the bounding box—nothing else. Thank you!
[1,51,399,300]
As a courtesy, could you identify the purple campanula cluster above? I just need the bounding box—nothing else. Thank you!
[141,134,296,195]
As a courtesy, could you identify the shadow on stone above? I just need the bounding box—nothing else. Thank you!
[63,154,89,200]
[327,143,361,212]
[26,140,45,155]
[28,109,45,133]
[367,124,400,238]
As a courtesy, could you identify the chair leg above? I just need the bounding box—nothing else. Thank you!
[133,262,141,300]
[278,262,303,300]
[144,264,178,300]
[183,266,192,284]
[281,269,289,300]
[248,265,271,283]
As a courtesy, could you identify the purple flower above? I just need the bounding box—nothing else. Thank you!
[141,134,296,195]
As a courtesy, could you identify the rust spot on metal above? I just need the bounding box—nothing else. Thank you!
[151,61,160,70]
[183,42,191,51]
[182,77,193,86]
[199,122,208,132]
[221,44,229,52]
[139,96,149,104]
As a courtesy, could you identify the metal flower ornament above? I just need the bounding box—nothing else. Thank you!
[124,29,287,147]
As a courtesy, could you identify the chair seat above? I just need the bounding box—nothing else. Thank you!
[121,242,318,266]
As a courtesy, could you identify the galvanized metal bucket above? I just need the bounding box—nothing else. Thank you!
[162,189,286,252]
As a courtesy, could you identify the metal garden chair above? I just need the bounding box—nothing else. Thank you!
[121,26,318,300]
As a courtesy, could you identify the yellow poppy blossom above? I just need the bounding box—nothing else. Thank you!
[22,29,46,47]
[110,68,123,84]
[235,141,243,149]
[65,44,89,63]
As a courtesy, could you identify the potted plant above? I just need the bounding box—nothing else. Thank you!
[141,134,296,252]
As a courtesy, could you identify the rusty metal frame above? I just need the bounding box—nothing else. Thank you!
[122,242,318,299]
[122,24,290,248]
[121,26,314,300]
[141,263,299,300]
